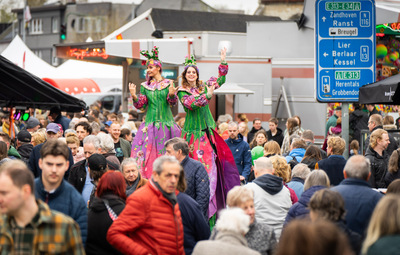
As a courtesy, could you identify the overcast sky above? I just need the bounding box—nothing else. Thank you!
[85,0,259,14]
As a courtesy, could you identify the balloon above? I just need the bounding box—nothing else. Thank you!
[376,44,388,59]
[384,55,392,64]
[389,52,398,62]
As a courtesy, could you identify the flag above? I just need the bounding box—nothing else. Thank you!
[24,6,32,23]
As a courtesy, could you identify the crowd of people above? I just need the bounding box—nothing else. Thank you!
[1,46,400,255]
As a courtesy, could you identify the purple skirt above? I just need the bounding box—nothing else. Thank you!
[131,122,181,179]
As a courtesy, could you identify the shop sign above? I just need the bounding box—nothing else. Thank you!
[139,69,178,79]
[315,0,376,102]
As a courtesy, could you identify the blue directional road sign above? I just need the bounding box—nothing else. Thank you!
[316,0,375,102]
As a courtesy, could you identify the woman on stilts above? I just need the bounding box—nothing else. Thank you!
[129,46,181,179]
[177,48,240,224]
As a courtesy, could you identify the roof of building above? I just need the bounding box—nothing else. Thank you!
[150,8,281,33]
[136,0,216,16]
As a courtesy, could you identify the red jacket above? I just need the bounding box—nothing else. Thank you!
[107,181,185,255]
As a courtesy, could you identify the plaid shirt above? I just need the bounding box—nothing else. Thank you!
[0,199,84,255]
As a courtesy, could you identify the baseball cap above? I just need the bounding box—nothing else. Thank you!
[46,123,60,133]
[26,117,40,129]
[105,121,112,127]
[88,154,108,172]
[17,130,31,143]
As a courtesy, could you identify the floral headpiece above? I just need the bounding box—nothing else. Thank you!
[184,55,199,72]
[140,46,162,67]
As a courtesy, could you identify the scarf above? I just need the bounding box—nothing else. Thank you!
[152,177,177,207]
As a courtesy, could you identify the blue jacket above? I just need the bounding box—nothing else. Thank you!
[34,178,88,244]
[28,142,74,179]
[285,148,306,164]
[53,114,71,135]
[181,156,210,220]
[317,155,346,186]
[177,193,210,255]
[284,185,326,226]
[331,178,383,236]
[225,135,252,181]
[287,177,305,198]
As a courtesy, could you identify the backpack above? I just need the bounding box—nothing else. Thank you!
[288,156,299,170]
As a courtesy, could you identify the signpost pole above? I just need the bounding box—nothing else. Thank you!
[342,103,349,158]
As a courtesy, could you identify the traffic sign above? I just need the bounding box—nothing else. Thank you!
[316,0,375,102]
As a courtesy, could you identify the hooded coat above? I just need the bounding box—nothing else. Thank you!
[266,128,284,147]
[245,174,291,239]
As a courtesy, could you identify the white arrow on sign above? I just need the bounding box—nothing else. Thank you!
[323,52,329,57]
[322,16,326,22]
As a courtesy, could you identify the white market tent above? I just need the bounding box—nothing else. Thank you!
[1,35,123,92]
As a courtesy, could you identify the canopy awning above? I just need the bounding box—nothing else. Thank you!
[105,38,193,65]
[214,83,255,95]
[359,74,400,104]
[42,78,101,95]
[0,55,86,112]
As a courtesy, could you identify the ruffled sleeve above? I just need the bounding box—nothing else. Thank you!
[178,91,209,111]
[205,63,229,89]
[133,85,148,110]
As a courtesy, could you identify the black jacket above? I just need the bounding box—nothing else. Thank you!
[349,109,368,144]
[364,126,398,156]
[369,107,379,117]
[86,194,125,255]
[68,159,87,193]
[385,169,400,187]
[266,128,284,147]
[177,192,210,255]
[365,147,389,188]
[17,143,33,165]
[248,127,265,145]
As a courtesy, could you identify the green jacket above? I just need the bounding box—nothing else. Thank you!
[0,200,84,255]
[119,138,132,159]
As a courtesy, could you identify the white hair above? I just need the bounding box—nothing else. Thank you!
[216,208,250,235]
[120,158,138,173]
[96,133,115,153]
[291,163,311,180]
[254,157,273,172]
[83,135,101,149]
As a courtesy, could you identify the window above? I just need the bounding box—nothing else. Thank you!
[30,19,43,34]
[52,17,58,33]
[75,17,105,33]
[33,50,42,58]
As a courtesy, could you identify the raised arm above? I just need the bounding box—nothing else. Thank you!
[167,80,179,106]
[205,48,228,89]
[129,82,148,110]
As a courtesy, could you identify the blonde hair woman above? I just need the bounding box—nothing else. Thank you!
[270,155,298,204]
[264,141,281,157]
[363,195,400,255]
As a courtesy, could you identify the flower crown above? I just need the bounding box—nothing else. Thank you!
[140,46,162,67]
[184,55,197,66]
